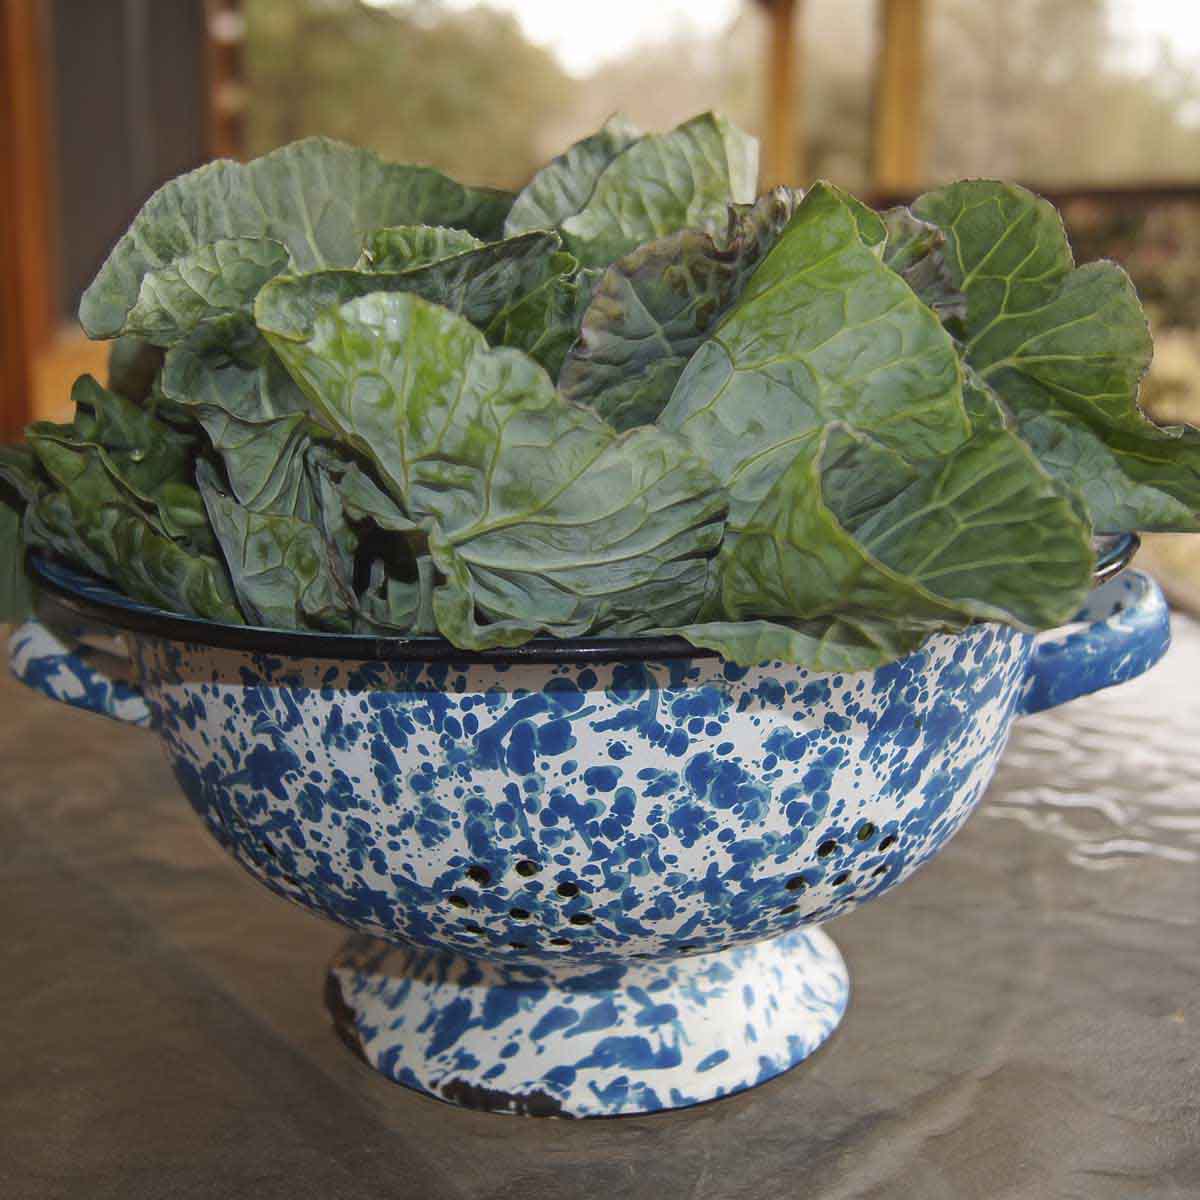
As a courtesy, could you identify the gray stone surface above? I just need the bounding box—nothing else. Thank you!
[1,617,1198,1200]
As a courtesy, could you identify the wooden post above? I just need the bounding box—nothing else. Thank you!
[872,0,926,193]
[204,0,247,160]
[0,0,57,440]
[761,0,804,189]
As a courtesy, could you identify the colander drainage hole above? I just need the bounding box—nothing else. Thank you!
[549,937,571,947]
[556,881,580,899]
[872,865,888,877]
[878,834,897,851]
[831,871,851,886]
[508,941,530,950]
[465,865,491,885]
[817,840,838,858]
[259,837,278,859]
[568,913,594,926]
[509,907,531,920]
[786,875,808,892]
[448,894,470,910]
[856,822,876,842]
[515,859,541,877]
[780,904,799,915]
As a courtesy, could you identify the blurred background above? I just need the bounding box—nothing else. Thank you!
[3,0,1200,593]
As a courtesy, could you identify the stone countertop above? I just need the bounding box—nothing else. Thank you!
[1,616,1197,1200]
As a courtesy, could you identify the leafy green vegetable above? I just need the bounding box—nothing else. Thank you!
[359,553,437,635]
[912,179,1200,532]
[265,290,728,644]
[258,230,601,376]
[29,375,213,550]
[107,336,164,403]
[481,253,601,377]
[880,207,966,327]
[3,443,110,584]
[676,422,1093,667]
[123,238,291,347]
[80,137,513,339]
[255,231,562,342]
[307,448,435,636]
[560,187,801,429]
[2,114,1189,670]
[505,114,641,237]
[360,225,484,271]
[197,459,354,631]
[0,447,41,621]
[560,113,759,268]
[652,617,919,674]
[661,182,969,539]
[160,344,317,521]
[0,499,32,623]
[844,193,888,252]
[23,434,240,622]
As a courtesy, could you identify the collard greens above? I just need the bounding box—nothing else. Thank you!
[3,113,1195,668]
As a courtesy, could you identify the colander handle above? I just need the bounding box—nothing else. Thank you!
[1018,569,1170,716]
[7,616,152,727]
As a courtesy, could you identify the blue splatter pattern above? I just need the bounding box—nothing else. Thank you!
[127,622,1031,961]
[328,928,848,1116]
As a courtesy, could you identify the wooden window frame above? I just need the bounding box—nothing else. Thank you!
[1,0,57,440]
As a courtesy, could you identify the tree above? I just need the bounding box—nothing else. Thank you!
[245,0,572,188]
[928,0,1200,185]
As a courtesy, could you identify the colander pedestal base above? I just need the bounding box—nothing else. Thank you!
[325,927,849,1117]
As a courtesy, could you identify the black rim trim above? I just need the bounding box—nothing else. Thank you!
[31,533,1141,665]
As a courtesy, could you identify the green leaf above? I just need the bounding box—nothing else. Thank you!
[28,376,214,551]
[265,290,728,646]
[62,375,195,492]
[307,448,416,535]
[22,437,240,622]
[559,187,801,429]
[659,617,938,672]
[360,225,483,271]
[359,552,438,635]
[0,496,33,622]
[560,113,759,268]
[107,337,164,402]
[844,193,887,253]
[504,113,641,236]
[121,238,291,347]
[197,459,354,631]
[160,343,318,521]
[843,429,1095,629]
[482,253,601,377]
[305,447,433,636]
[23,493,110,581]
[661,182,969,542]
[0,444,41,507]
[260,230,592,379]
[704,421,1092,665]
[81,137,514,339]
[0,446,41,622]
[254,231,562,343]
[303,448,358,587]
[6,444,111,582]
[310,447,411,592]
[912,179,1200,532]
[881,207,966,326]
